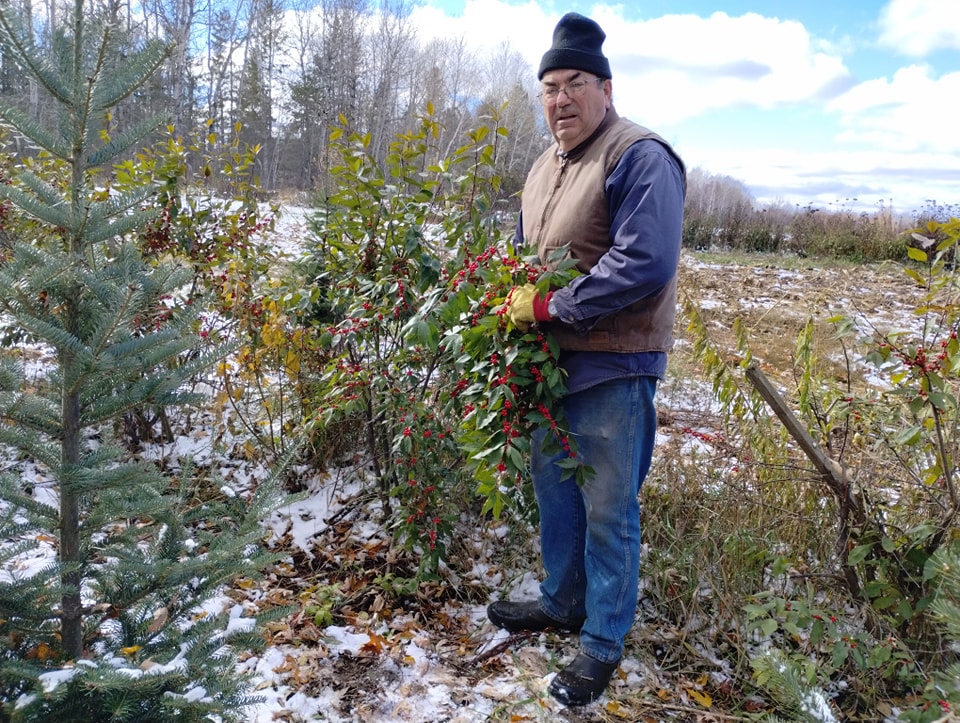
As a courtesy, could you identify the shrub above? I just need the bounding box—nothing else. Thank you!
[292,108,586,572]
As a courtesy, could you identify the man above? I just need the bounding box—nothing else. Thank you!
[488,12,686,707]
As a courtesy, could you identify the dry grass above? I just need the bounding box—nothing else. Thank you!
[673,252,924,385]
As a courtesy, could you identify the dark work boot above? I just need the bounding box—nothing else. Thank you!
[486,600,584,633]
[548,652,620,706]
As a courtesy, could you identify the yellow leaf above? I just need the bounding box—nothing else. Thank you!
[121,645,142,656]
[27,642,55,660]
[907,246,929,262]
[285,352,301,376]
[685,687,713,708]
[605,700,629,717]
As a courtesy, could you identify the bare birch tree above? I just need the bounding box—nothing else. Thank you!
[363,0,416,167]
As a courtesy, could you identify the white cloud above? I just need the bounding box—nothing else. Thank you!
[602,11,851,126]
[410,4,853,127]
[687,142,956,211]
[827,65,960,153]
[878,0,960,56]
[410,0,553,71]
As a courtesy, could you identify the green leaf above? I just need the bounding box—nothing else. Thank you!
[872,595,898,610]
[743,604,769,619]
[897,599,913,621]
[832,640,850,670]
[863,580,892,599]
[867,643,892,667]
[810,618,825,645]
[507,445,525,471]
[907,246,929,262]
[892,425,922,446]
[847,542,873,565]
[416,319,438,350]
[903,267,927,285]
[928,391,953,411]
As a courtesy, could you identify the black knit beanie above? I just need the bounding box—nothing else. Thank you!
[538,12,612,80]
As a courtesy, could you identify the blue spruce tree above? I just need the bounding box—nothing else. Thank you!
[0,1,291,719]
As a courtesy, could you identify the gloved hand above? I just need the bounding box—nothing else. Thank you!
[505,284,553,331]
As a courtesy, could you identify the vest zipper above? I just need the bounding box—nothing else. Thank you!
[534,154,569,252]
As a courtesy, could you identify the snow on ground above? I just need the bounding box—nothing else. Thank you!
[240,463,575,723]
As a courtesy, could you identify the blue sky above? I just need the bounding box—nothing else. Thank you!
[409,0,959,215]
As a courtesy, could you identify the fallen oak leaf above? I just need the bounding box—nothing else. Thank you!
[359,631,388,655]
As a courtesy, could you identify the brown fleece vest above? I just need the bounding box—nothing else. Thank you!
[520,110,683,353]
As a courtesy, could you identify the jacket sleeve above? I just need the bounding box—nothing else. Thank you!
[549,139,685,330]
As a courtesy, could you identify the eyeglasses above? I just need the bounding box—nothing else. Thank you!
[537,77,604,103]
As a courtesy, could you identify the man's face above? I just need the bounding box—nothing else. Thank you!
[540,69,611,152]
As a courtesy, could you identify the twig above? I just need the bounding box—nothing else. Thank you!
[464,631,534,666]
[631,700,746,720]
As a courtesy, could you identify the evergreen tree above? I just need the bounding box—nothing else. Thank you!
[0,1,289,720]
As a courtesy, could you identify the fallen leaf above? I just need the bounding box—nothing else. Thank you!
[147,606,168,634]
[686,687,713,708]
[360,631,388,655]
[26,642,55,660]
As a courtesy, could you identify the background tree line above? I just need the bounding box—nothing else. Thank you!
[0,0,546,201]
[681,168,959,262]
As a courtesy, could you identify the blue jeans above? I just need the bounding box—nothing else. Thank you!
[531,375,658,664]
